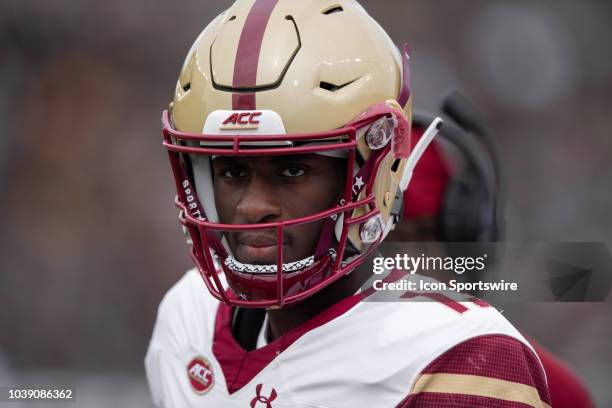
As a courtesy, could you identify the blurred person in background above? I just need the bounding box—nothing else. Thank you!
[145,1,551,407]
[388,94,594,408]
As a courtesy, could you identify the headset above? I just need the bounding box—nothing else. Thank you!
[412,91,503,243]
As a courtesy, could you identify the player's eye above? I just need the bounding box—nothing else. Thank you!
[280,166,306,177]
[222,167,247,179]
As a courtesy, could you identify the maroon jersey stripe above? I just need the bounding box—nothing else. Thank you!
[398,334,550,407]
[397,392,538,408]
[416,334,551,405]
[232,0,279,110]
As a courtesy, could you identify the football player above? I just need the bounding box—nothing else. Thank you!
[145,1,551,406]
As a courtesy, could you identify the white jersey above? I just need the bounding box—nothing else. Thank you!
[145,269,551,408]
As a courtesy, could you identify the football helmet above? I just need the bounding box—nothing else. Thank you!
[162,0,441,307]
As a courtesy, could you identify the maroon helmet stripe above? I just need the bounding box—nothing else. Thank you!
[232,93,256,110]
[398,44,411,108]
[232,0,280,110]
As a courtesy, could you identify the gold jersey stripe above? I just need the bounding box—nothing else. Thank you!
[411,373,551,408]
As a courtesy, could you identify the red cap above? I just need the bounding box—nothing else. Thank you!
[402,126,452,218]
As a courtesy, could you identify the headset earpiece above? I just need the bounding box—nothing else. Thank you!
[412,92,501,243]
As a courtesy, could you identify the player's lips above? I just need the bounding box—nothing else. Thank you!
[239,233,277,247]
[236,233,285,264]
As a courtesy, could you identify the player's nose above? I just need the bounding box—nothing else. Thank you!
[235,175,281,224]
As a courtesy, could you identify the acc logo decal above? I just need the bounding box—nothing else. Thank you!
[220,111,262,130]
[187,356,214,394]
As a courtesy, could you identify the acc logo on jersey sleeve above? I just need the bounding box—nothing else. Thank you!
[187,356,215,394]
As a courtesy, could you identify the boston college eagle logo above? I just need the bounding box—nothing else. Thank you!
[187,356,214,394]
[219,111,262,130]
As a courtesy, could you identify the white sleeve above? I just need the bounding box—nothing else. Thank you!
[144,289,181,408]
[144,345,166,408]
[143,269,218,407]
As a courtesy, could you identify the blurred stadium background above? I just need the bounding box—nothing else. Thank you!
[1,0,611,406]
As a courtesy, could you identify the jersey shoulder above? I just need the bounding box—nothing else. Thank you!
[397,333,552,408]
[358,295,550,407]
[346,294,531,360]
[279,295,540,408]
[146,268,220,353]
[144,269,223,407]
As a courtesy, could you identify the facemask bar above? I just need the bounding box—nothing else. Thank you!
[162,104,408,307]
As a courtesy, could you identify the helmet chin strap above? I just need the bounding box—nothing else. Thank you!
[223,199,341,276]
[222,249,337,275]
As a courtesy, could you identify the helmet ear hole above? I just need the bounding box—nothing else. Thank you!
[391,159,401,173]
